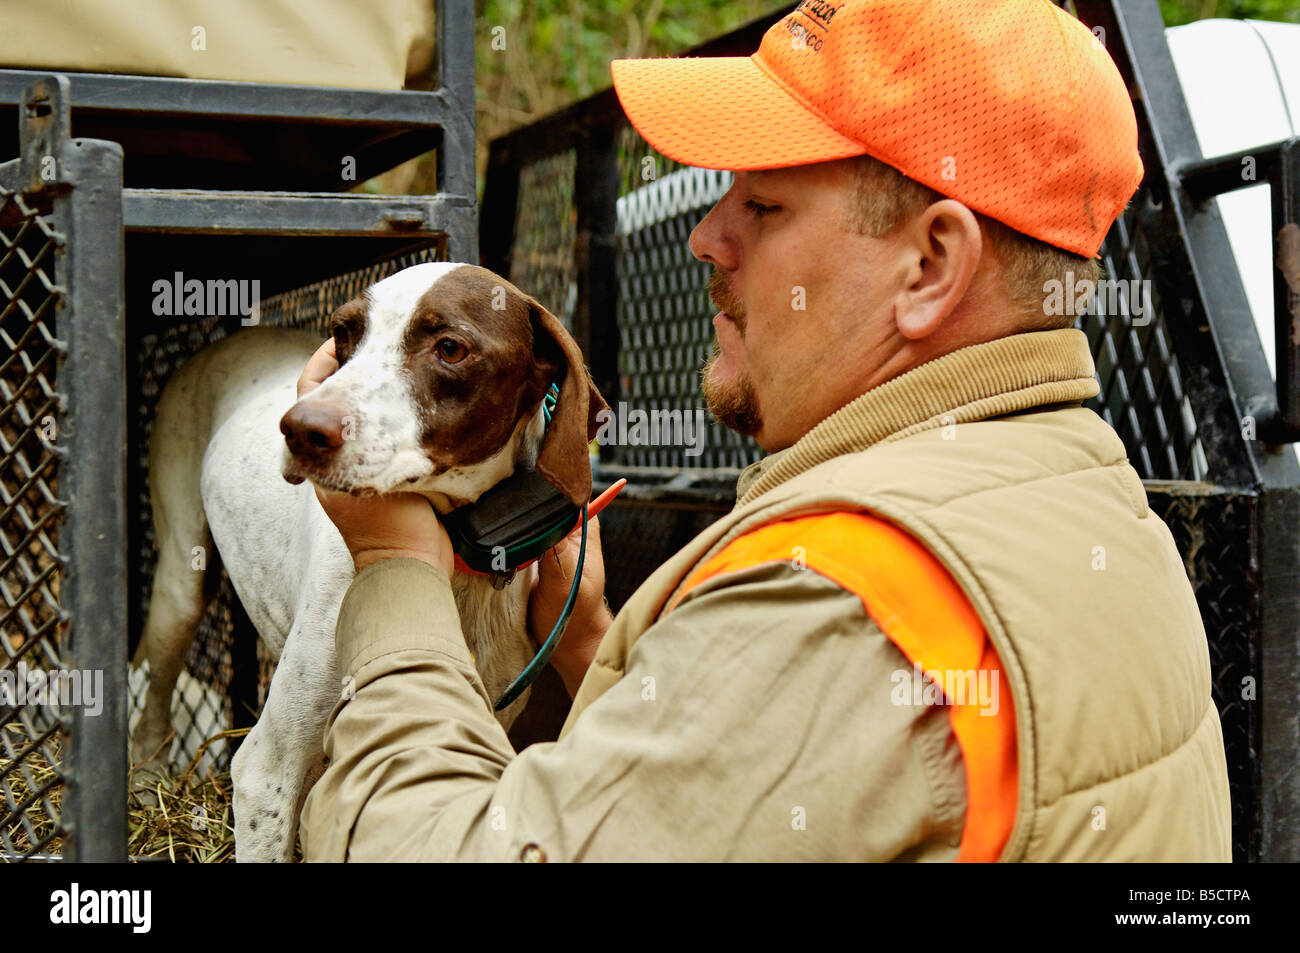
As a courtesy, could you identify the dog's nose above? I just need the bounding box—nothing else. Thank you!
[280,401,347,459]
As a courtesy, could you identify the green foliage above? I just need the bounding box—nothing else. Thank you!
[1159,0,1300,26]
[473,0,790,189]
[476,0,786,112]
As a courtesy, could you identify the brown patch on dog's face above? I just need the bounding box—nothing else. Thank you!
[401,266,558,472]
[329,296,369,367]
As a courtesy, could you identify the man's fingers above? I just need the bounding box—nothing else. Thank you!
[297,338,339,399]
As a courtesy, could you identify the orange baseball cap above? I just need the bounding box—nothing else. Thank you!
[610,0,1144,258]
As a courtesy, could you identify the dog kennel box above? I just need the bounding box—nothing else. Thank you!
[0,0,476,861]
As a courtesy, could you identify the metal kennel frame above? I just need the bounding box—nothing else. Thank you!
[482,0,1300,861]
[0,0,478,861]
[0,76,127,862]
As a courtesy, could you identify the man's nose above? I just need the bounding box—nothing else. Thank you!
[280,399,347,460]
[688,200,739,271]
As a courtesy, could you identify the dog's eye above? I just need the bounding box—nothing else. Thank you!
[436,338,468,364]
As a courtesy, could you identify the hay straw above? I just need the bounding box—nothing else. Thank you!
[1,722,64,858]
[127,728,248,863]
[4,723,303,862]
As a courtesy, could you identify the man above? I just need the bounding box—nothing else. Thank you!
[298,0,1232,861]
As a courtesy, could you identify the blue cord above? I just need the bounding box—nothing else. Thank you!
[493,502,587,711]
[541,382,559,426]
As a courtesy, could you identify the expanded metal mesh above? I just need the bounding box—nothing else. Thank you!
[130,245,444,772]
[1086,195,1208,480]
[0,186,68,860]
[509,149,577,327]
[614,140,759,469]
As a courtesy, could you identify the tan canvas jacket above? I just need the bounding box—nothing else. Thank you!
[299,328,1232,862]
[298,545,967,862]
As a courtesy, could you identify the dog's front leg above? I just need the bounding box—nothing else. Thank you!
[230,619,339,862]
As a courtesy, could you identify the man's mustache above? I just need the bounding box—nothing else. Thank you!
[708,267,745,325]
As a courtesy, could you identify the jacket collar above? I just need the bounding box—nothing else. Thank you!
[735,328,1100,506]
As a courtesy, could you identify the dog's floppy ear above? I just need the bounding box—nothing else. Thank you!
[527,297,609,507]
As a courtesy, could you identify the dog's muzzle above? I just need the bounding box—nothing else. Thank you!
[280,399,348,485]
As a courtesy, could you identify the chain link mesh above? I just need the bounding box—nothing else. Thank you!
[0,187,69,860]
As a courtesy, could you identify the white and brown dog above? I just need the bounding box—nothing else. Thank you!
[131,262,606,862]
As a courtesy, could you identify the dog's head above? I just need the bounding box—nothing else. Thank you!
[280,262,607,511]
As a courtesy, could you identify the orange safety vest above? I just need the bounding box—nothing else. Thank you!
[668,512,1018,862]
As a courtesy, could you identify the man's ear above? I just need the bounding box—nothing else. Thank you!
[894,199,982,340]
[527,297,610,507]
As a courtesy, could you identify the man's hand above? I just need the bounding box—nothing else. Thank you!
[529,514,612,699]
[295,338,454,577]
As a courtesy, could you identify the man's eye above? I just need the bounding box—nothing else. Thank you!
[743,199,781,218]
[332,326,350,361]
[436,338,468,364]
